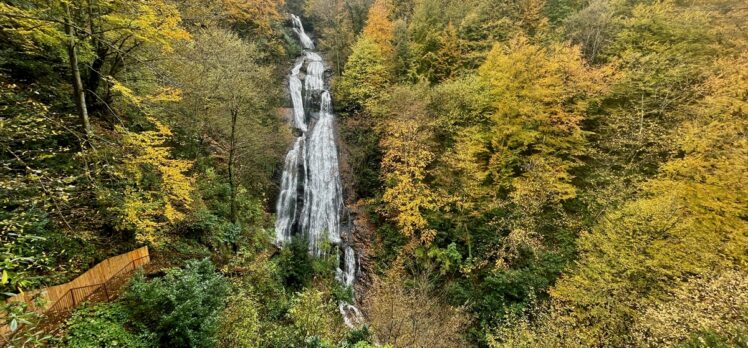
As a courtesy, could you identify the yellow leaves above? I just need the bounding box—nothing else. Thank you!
[110,79,143,106]
[222,0,284,30]
[116,118,195,244]
[0,3,67,56]
[632,269,748,346]
[337,37,391,110]
[464,35,606,211]
[511,156,577,207]
[121,188,161,244]
[480,35,600,118]
[163,202,183,223]
[221,0,286,57]
[147,87,183,103]
[364,274,471,347]
[440,37,602,265]
[540,53,748,346]
[288,288,342,341]
[101,0,190,52]
[380,106,441,246]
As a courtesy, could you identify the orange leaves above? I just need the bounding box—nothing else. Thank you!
[362,0,395,57]
[222,0,284,35]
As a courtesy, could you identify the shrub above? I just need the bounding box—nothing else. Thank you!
[64,303,153,348]
[288,288,343,342]
[277,238,316,290]
[340,326,375,347]
[123,259,230,348]
[216,292,263,347]
[364,273,471,347]
[1,297,51,347]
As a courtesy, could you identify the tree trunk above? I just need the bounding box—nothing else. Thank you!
[84,0,100,104]
[64,4,92,143]
[85,48,106,109]
[228,109,238,225]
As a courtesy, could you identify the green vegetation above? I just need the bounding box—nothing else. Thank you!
[333,0,748,346]
[2,0,746,347]
[124,260,230,347]
[65,303,154,348]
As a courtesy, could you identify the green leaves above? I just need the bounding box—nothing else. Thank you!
[123,259,230,348]
[65,303,153,348]
[1,299,51,346]
[336,37,391,111]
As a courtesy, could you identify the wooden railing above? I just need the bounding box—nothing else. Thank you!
[6,247,149,311]
[43,255,150,324]
[2,247,151,342]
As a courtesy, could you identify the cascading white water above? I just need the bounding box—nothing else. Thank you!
[277,14,363,327]
[291,14,315,50]
[289,61,307,132]
[301,91,343,255]
[304,52,325,98]
[336,245,356,287]
[275,137,304,244]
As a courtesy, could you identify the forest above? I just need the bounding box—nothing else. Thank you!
[0,0,746,347]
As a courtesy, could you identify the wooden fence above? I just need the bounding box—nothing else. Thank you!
[6,246,150,312]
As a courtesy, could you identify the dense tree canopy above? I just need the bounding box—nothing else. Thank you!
[335,0,748,346]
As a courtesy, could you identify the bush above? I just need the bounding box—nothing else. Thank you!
[277,238,339,291]
[123,259,230,348]
[1,298,51,347]
[288,288,344,342]
[340,326,375,347]
[364,274,471,347]
[64,303,153,348]
[217,292,263,348]
[679,330,748,348]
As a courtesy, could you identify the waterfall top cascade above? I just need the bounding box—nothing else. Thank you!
[291,14,315,50]
[277,14,363,328]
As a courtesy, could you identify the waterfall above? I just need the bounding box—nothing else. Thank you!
[300,91,343,255]
[304,52,325,96]
[277,14,363,328]
[274,137,304,244]
[289,61,307,132]
[291,14,315,50]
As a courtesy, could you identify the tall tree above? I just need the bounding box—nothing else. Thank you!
[305,0,361,74]
[222,0,287,57]
[336,37,391,111]
[0,0,189,138]
[449,36,604,265]
[550,52,748,346]
[173,28,282,223]
[379,86,440,247]
[362,0,395,57]
[63,2,92,142]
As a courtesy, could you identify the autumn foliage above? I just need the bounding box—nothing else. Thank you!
[336,0,748,346]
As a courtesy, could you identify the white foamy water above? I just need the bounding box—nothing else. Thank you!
[289,60,307,132]
[291,14,315,50]
[277,14,363,329]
